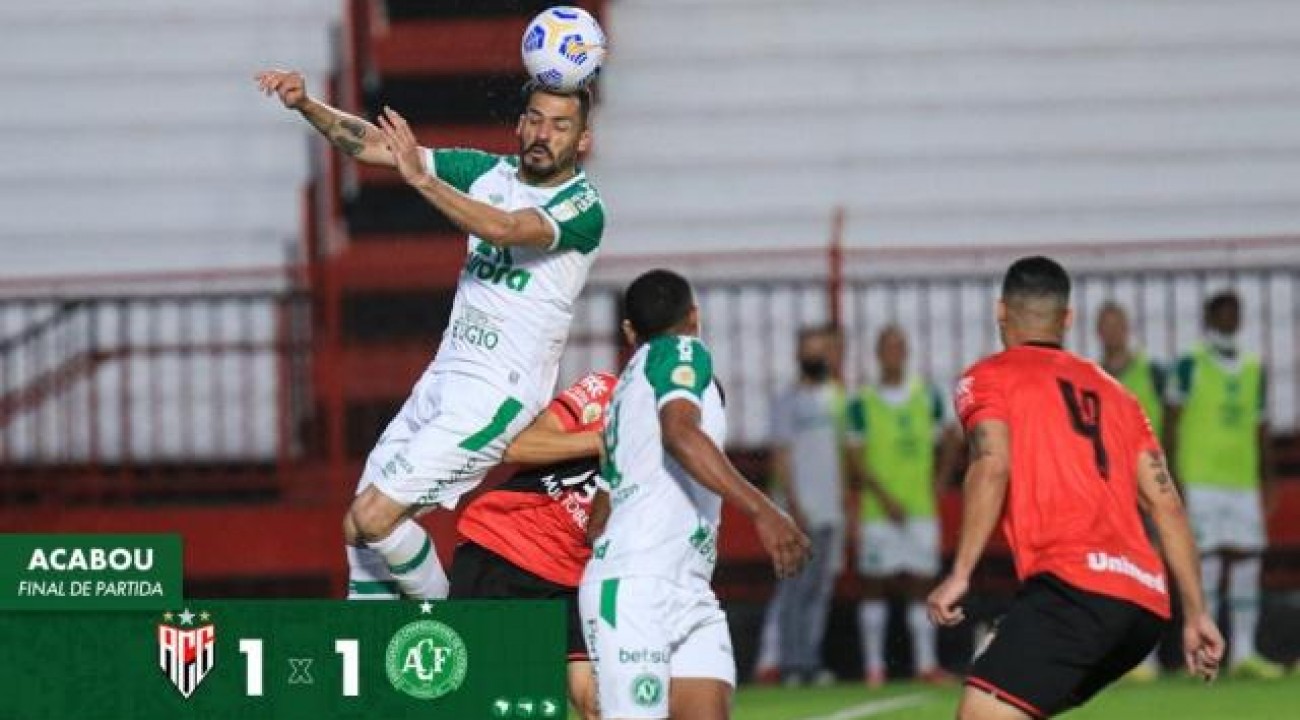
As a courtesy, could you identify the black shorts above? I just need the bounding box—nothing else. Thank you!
[967,573,1166,718]
[447,541,587,661]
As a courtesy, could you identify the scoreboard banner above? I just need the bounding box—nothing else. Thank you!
[0,533,182,610]
[1,535,567,718]
[0,599,567,719]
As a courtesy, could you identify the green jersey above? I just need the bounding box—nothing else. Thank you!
[586,335,727,586]
[847,378,947,521]
[425,148,605,405]
[1170,345,1265,489]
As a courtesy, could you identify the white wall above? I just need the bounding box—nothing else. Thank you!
[591,0,1300,255]
[0,0,339,278]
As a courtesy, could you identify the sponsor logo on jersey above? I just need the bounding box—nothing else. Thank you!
[450,306,502,351]
[385,619,469,700]
[670,365,696,388]
[619,647,669,664]
[953,376,975,415]
[549,185,599,224]
[541,469,598,530]
[465,241,531,292]
[1085,551,1167,594]
[688,523,718,564]
[158,608,215,698]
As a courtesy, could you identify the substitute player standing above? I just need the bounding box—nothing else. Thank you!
[451,371,615,720]
[256,70,604,599]
[928,257,1223,720]
[580,270,810,720]
[1165,291,1284,679]
[847,325,961,687]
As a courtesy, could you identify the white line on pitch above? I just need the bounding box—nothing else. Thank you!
[797,692,932,720]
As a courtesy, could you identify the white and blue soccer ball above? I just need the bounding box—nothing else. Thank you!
[521,6,606,92]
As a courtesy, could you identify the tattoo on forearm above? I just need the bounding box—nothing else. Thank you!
[322,116,367,157]
[339,117,367,140]
[1143,450,1174,493]
[968,425,992,460]
[333,135,365,157]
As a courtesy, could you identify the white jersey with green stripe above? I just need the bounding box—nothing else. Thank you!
[423,147,605,403]
[586,335,727,586]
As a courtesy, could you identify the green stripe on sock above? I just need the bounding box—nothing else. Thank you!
[388,536,432,575]
[348,580,401,596]
[600,578,619,629]
[458,397,525,452]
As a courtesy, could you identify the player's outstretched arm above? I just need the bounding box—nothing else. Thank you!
[375,107,559,249]
[254,69,397,167]
[927,420,1010,627]
[587,490,610,545]
[660,399,811,579]
[1136,449,1225,681]
[503,408,601,465]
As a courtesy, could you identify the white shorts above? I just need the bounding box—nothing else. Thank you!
[579,576,735,720]
[1186,486,1266,553]
[858,517,940,577]
[356,370,536,509]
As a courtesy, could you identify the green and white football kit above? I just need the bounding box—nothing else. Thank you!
[580,336,735,719]
[358,148,604,511]
[347,149,603,602]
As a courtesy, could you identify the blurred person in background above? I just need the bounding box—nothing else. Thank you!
[1097,302,1167,680]
[1165,291,1284,679]
[848,325,962,686]
[757,325,852,687]
[1097,302,1166,438]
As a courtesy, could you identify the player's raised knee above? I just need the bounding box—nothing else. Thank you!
[349,486,406,542]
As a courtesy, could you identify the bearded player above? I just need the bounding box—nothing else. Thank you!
[256,70,605,599]
[929,257,1224,719]
[450,371,615,720]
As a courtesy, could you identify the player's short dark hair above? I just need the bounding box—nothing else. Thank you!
[1204,290,1240,318]
[624,269,695,340]
[521,81,593,127]
[1001,256,1071,306]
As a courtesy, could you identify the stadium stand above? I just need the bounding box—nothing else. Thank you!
[0,0,338,276]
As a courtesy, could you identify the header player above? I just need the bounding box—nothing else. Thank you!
[580,269,810,720]
[255,70,604,600]
[929,257,1224,719]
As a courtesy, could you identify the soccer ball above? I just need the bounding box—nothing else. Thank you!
[521,6,606,92]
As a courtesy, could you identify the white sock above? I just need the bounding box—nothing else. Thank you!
[1200,554,1223,621]
[366,520,449,599]
[907,602,938,673]
[346,545,400,600]
[1228,557,1262,664]
[756,598,781,670]
[859,600,887,675]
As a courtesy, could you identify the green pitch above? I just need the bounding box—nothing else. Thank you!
[574,677,1297,719]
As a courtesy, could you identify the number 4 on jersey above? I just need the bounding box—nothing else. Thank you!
[1057,379,1109,480]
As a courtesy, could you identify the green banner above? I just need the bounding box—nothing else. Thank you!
[0,533,182,610]
[0,600,566,719]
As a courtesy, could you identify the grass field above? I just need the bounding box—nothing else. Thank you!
[661,676,1297,720]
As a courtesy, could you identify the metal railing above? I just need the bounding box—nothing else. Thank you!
[564,257,1300,446]
[0,289,313,472]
